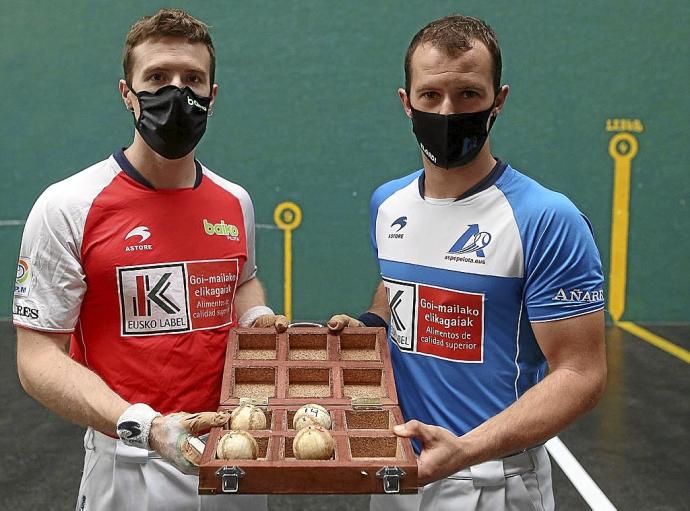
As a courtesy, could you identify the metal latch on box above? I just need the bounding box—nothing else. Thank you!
[376,466,406,493]
[238,397,269,409]
[352,397,382,410]
[217,466,245,493]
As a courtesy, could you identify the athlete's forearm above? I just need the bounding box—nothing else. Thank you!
[16,328,129,435]
[455,362,606,468]
[233,276,268,319]
[367,281,390,323]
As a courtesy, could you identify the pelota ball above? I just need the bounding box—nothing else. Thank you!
[230,404,267,431]
[293,403,332,430]
[292,425,335,460]
[216,430,259,460]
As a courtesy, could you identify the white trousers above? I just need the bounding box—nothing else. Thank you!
[370,445,554,511]
[75,428,267,511]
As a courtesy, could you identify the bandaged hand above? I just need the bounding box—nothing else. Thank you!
[149,410,231,475]
[252,313,289,332]
[327,314,364,332]
[238,305,288,332]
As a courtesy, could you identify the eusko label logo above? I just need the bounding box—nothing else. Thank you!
[445,224,491,265]
[117,259,239,337]
[118,263,190,335]
[15,257,31,296]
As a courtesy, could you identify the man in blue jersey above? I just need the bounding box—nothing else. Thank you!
[329,14,606,511]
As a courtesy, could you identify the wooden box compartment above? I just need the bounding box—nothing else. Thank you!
[199,327,417,494]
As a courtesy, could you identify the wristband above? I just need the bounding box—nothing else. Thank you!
[238,305,275,327]
[116,403,161,450]
[357,312,388,328]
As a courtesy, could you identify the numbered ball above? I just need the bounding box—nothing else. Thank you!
[216,431,259,460]
[230,404,267,431]
[292,425,335,460]
[293,403,332,430]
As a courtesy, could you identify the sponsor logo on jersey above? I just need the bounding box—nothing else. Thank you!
[13,304,39,319]
[118,259,239,336]
[389,216,407,239]
[15,257,31,296]
[445,224,491,264]
[203,219,240,241]
[385,279,416,351]
[124,226,153,252]
[383,277,485,363]
[553,288,604,303]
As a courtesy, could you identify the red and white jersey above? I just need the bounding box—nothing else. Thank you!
[13,150,256,414]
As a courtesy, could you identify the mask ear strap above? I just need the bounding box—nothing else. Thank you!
[125,81,137,113]
[488,85,503,121]
[125,81,138,96]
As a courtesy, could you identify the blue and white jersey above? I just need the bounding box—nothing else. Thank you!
[370,161,604,440]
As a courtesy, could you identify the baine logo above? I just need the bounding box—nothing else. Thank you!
[389,216,408,239]
[420,143,437,164]
[187,96,208,111]
[15,257,31,296]
[446,224,491,263]
[125,226,152,252]
[204,219,240,241]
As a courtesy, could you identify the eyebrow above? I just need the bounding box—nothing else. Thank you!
[140,64,208,77]
[414,73,489,90]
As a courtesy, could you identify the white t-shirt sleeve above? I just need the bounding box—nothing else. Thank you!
[13,187,87,332]
[237,188,257,285]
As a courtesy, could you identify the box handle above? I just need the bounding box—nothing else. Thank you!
[216,466,245,493]
[376,466,406,494]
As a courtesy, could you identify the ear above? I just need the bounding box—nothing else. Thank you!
[398,88,412,119]
[493,85,510,115]
[119,79,134,111]
[208,83,219,115]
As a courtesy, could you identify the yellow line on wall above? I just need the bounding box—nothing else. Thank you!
[608,133,638,321]
[273,202,302,321]
[616,321,690,364]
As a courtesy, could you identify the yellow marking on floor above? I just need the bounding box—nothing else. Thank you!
[273,202,302,321]
[616,321,690,364]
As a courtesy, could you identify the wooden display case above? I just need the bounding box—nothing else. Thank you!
[198,327,418,494]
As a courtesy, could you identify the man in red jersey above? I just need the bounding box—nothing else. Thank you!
[13,9,284,511]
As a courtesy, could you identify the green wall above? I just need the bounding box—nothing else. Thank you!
[1,1,688,322]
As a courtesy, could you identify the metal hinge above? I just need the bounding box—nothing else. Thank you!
[238,397,269,409]
[352,397,382,410]
[376,466,406,493]
[217,466,245,493]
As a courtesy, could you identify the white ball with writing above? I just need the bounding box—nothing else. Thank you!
[293,403,332,430]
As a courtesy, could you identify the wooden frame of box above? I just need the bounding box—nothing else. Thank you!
[198,327,418,494]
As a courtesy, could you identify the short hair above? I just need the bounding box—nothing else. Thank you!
[404,14,501,94]
[123,9,215,87]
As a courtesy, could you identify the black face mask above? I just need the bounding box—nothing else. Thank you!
[129,84,212,160]
[410,103,497,169]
